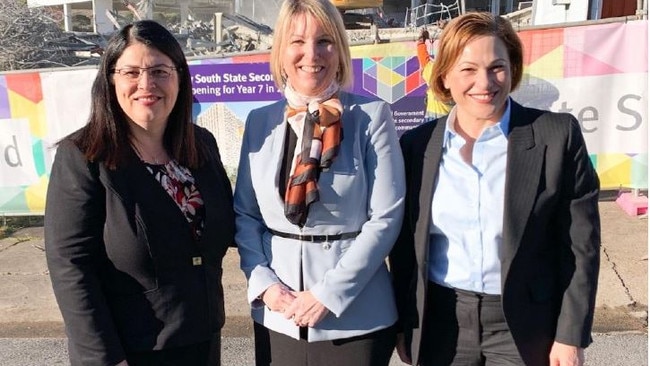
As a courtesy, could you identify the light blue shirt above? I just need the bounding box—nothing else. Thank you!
[428,99,511,295]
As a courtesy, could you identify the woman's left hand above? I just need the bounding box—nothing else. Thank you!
[283,290,329,327]
[549,341,584,366]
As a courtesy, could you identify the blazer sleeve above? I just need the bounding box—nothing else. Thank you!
[44,140,126,365]
[308,101,406,317]
[234,110,282,306]
[554,116,601,347]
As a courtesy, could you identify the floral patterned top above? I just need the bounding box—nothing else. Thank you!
[144,160,205,240]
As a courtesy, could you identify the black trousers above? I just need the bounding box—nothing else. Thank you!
[419,282,524,366]
[125,333,221,366]
[254,322,396,366]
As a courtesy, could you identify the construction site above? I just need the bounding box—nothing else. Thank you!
[1,0,644,71]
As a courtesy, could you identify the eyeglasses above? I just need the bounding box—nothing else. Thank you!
[112,65,177,82]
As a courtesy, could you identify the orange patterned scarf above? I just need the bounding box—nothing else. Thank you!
[283,81,343,227]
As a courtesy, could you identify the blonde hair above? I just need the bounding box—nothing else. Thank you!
[269,0,352,90]
[431,12,523,103]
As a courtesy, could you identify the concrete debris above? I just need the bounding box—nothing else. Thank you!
[0,0,100,70]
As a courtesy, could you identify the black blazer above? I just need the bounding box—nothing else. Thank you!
[389,101,601,366]
[45,126,235,365]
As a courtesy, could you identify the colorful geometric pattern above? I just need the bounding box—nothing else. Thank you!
[361,56,423,103]
[517,21,648,189]
[1,21,647,215]
[519,22,647,81]
[594,153,648,189]
[0,73,48,214]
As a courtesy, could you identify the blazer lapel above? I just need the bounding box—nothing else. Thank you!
[408,118,445,365]
[269,101,290,203]
[192,164,217,244]
[414,118,446,278]
[108,151,194,236]
[501,102,545,282]
[192,157,235,253]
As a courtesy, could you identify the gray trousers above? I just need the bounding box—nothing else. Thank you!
[419,282,525,366]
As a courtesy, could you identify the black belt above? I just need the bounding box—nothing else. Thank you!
[268,229,360,242]
[428,282,501,303]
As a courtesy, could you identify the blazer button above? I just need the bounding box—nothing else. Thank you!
[322,242,331,250]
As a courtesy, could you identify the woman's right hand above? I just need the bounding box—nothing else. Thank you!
[261,283,296,313]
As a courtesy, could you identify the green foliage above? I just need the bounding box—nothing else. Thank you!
[0,216,44,239]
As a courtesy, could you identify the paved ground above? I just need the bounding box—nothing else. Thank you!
[1,334,648,366]
[0,199,646,344]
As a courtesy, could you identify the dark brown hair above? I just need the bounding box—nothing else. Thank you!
[70,20,202,169]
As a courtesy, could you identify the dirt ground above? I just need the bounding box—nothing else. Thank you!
[592,193,648,333]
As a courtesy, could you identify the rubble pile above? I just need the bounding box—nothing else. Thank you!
[169,13,274,56]
[0,1,97,71]
[0,0,416,72]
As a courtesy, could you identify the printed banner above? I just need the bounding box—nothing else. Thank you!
[516,21,648,190]
[0,119,39,187]
[0,20,647,215]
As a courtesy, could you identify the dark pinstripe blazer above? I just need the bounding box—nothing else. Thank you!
[45,126,235,365]
[389,100,601,366]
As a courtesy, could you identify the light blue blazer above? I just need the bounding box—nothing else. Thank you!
[234,92,405,341]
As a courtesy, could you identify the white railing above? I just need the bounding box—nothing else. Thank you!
[408,0,461,28]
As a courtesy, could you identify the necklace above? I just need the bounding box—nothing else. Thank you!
[149,155,162,165]
[134,145,168,165]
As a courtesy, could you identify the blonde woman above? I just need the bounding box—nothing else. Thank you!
[234,0,405,365]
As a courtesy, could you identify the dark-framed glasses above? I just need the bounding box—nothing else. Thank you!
[112,65,177,82]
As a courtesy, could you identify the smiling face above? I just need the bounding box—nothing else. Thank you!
[281,13,339,97]
[443,35,511,126]
[112,42,179,134]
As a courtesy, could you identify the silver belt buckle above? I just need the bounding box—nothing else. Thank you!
[322,235,332,250]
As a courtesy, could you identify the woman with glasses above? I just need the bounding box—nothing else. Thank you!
[44,20,235,366]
